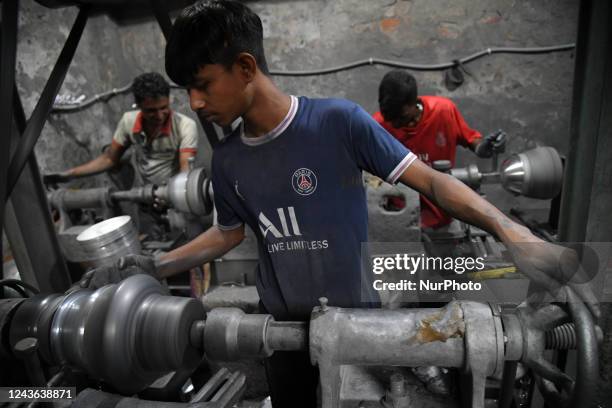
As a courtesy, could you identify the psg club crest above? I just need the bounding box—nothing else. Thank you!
[292,168,317,196]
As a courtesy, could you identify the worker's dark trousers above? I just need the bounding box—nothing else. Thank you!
[264,350,319,407]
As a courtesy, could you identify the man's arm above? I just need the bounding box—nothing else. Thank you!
[178,150,197,172]
[399,159,600,317]
[45,142,125,184]
[156,224,245,278]
[80,223,245,289]
[69,142,126,178]
[177,115,199,172]
[398,159,531,241]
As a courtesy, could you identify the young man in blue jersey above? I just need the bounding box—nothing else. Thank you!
[83,1,598,406]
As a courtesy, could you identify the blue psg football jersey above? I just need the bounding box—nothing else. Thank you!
[212,96,415,320]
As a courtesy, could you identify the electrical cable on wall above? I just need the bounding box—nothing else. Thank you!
[50,43,575,113]
[51,84,184,113]
[269,43,575,76]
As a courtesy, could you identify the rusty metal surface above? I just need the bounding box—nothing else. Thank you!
[310,303,466,369]
[408,302,465,345]
[309,301,505,408]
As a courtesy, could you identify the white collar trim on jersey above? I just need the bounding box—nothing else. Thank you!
[241,95,298,146]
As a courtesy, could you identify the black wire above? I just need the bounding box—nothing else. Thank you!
[269,44,575,76]
[0,279,40,296]
[50,84,185,113]
[49,43,575,112]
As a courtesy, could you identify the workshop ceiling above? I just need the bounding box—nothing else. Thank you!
[34,0,197,23]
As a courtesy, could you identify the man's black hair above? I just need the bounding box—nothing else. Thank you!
[378,70,418,122]
[165,0,269,87]
[132,72,170,104]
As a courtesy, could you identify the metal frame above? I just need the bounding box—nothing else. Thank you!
[0,1,195,292]
[558,0,612,242]
[0,0,19,279]
[4,73,73,293]
[5,7,89,198]
[1,5,89,293]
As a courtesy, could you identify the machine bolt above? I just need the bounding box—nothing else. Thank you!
[14,337,47,386]
[14,337,38,357]
[382,373,410,407]
[318,297,329,312]
[389,373,405,395]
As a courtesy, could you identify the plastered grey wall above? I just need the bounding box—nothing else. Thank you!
[16,0,578,213]
[16,1,205,190]
[250,0,579,212]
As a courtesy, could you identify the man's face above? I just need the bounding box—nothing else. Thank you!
[139,96,170,127]
[390,103,420,129]
[187,63,249,127]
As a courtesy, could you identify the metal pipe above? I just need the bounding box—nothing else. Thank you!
[558,0,612,241]
[498,361,518,408]
[48,187,113,210]
[5,90,71,293]
[310,301,503,408]
[0,0,19,279]
[202,310,307,361]
[266,321,308,351]
[109,185,155,204]
[310,304,466,368]
[567,290,599,408]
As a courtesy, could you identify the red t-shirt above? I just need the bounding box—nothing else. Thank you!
[373,96,481,229]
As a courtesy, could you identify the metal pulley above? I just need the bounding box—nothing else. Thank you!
[500,146,563,199]
[8,275,205,395]
[443,146,563,199]
[156,167,213,216]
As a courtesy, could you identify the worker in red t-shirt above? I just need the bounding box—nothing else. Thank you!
[373,70,506,229]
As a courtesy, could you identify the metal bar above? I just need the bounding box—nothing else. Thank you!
[149,0,173,41]
[4,88,71,293]
[5,6,89,198]
[267,321,308,351]
[13,84,27,130]
[558,0,612,242]
[498,361,518,408]
[0,0,20,278]
[14,338,47,386]
[190,367,231,403]
[567,291,599,408]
